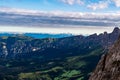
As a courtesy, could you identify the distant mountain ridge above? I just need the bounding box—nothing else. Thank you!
[0,27,119,59]
[0,33,73,39]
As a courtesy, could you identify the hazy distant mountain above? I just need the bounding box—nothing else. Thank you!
[0,33,73,39]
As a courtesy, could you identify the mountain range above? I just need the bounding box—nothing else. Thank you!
[0,27,119,80]
[0,27,119,59]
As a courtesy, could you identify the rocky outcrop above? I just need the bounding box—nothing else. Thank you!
[89,35,120,80]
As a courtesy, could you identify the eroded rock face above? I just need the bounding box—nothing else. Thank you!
[89,36,120,80]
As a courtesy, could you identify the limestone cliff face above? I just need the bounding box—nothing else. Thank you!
[89,36,120,80]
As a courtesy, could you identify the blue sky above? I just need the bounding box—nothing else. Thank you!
[0,0,120,13]
[0,0,120,35]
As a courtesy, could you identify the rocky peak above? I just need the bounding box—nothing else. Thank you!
[112,27,120,34]
[89,36,120,80]
[104,32,108,35]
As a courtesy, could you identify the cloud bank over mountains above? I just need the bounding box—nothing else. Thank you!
[0,7,120,27]
[0,0,120,34]
[0,7,119,35]
[0,26,114,35]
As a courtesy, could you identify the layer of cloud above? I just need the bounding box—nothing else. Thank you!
[0,26,115,35]
[0,7,120,27]
[0,7,120,35]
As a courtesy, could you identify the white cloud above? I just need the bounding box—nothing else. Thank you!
[0,7,120,35]
[87,1,109,10]
[61,0,74,5]
[60,0,120,10]
[112,0,120,7]
[0,26,115,35]
[61,0,84,5]
[0,7,120,28]
[1,7,120,18]
[1,0,120,11]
